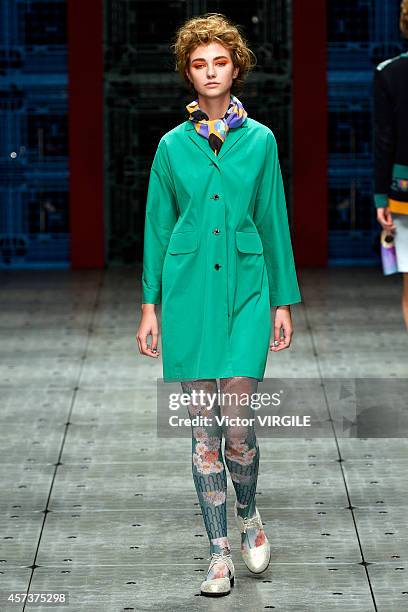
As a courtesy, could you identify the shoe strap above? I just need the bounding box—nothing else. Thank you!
[207,552,234,574]
[241,513,263,533]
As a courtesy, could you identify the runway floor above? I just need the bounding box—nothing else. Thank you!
[0,265,407,612]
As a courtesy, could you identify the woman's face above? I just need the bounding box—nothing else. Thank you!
[185,42,239,99]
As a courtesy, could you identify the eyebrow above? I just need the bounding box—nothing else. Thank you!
[191,56,229,63]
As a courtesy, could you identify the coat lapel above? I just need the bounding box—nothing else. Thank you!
[185,117,248,165]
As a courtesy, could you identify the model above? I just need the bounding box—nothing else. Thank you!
[136,13,301,596]
[373,0,408,329]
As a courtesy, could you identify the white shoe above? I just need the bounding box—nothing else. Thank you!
[234,502,271,574]
[200,552,235,596]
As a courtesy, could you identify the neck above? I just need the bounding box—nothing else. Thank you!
[197,92,232,120]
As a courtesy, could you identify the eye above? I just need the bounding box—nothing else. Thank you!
[192,62,228,69]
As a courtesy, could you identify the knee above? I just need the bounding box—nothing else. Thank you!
[191,433,225,472]
[224,432,259,465]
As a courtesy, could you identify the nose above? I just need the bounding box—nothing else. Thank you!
[207,63,216,77]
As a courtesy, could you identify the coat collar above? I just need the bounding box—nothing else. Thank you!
[184,116,249,165]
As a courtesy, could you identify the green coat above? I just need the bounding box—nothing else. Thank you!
[142,116,302,382]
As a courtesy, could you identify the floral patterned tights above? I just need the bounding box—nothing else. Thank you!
[180,376,262,581]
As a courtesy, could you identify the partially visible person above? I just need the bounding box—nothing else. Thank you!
[373,0,408,329]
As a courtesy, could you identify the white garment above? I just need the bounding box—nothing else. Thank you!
[393,212,408,272]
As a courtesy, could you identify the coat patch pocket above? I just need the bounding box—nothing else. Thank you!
[168,230,199,255]
[235,231,263,254]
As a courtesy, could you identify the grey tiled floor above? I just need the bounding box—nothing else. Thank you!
[1,265,408,612]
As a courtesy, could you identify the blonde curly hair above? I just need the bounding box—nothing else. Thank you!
[170,13,257,95]
[401,0,408,38]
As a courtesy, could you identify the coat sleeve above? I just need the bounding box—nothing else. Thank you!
[142,138,179,304]
[253,130,302,307]
[373,66,396,208]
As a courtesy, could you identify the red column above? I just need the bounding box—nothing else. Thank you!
[67,0,104,268]
[292,0,328,266]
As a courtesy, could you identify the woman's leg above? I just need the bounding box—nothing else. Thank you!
[181,378,231,581]
[220,376,265,553]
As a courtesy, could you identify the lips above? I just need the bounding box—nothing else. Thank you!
[205,83,220,86]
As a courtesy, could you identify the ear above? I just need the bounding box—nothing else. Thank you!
[233,65,239,79]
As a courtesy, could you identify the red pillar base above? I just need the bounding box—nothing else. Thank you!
[292,0,328,266]
[67,0,104,268]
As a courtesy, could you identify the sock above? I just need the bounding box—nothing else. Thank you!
[219,376,265,553]
[181,379,232,581]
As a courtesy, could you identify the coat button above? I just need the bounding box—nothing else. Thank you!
[213,194,220,200]
[214,263,221,270]
[213,228,220,234]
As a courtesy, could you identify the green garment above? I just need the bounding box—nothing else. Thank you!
[142,116,302,382]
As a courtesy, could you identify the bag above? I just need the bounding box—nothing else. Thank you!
[380,229,398,275]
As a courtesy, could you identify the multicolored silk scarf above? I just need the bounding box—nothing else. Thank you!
[186,94,248,156]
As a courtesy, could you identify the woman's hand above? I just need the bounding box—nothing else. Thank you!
[270,305,293,351]
[136,304,160,358]
[377,206,396,232]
